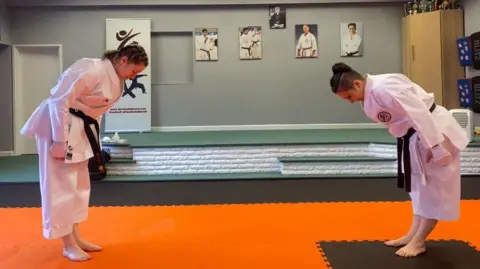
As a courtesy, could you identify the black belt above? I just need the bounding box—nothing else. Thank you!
[69,108,105,174]
[396,103,436,192]
[200,49,211,60]
[241,47,252,55]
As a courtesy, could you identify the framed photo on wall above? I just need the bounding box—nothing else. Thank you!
[239,26,262,60]
[269,5,286,29]
[340,22,363,57]
[194,27,218,61]
[295,24,318,58]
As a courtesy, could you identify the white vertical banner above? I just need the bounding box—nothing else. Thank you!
[104,18,151,133]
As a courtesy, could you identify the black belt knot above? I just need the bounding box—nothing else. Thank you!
[396,103,436,192]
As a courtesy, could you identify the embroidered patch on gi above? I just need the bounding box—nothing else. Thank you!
[377,111,392,122]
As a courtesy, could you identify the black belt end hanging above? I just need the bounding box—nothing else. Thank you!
[396,128,415,193]
[69,108,106,177]
[395,103,436,193]
[397,139,404,189]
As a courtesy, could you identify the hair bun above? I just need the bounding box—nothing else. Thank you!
[332,62,352,75]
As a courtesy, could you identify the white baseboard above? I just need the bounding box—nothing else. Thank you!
[151,123,384,132]
[0,151,14,157]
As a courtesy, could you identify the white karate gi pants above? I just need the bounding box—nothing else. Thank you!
[410,136,461,221]
[36,136,91,239]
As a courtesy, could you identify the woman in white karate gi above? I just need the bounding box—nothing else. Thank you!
[20,44,149,262]
[328,62,469,257]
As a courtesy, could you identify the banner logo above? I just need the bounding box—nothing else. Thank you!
[115,28,148,99]
[116,29,141,50]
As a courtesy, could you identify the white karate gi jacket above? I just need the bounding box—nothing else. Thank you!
[361,73,469,220]
[21,58,122,163]
[342,33,362,56]
[296,32,317,57]
[362,73,469,151]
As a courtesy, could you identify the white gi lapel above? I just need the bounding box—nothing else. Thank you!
[102,60,122,103]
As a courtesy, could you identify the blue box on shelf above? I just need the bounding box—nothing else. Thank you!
[456,36,473,67]
[457,78,473,108]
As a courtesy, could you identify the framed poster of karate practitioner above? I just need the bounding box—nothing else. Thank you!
[295,24,318,58]
[340,22,363,57]
[194,27,218,61]
[268,5,286,29]
[239,26,262,60]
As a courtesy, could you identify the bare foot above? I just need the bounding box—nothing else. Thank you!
[384,236,413,247]
[76,239,103,252]
[62,246,91,262]
[395,241,426,257]
[72,224,103,252]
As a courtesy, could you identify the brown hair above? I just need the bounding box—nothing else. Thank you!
[102,42,149,67]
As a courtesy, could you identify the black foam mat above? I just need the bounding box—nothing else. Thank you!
[0,177,479,208]
[317,240,480,269]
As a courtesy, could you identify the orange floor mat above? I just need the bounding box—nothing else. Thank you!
[1,200,479,269]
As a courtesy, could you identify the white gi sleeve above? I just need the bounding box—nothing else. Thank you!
[311,35,317,52]
[379,75,445,149]
[48,67,100,143]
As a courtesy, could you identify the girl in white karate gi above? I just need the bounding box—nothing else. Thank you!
[20,44,149,262]
[329,62,469,257]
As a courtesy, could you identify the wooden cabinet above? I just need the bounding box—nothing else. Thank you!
[402,10,465,109]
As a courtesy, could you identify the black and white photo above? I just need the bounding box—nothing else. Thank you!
[269,5,286,29]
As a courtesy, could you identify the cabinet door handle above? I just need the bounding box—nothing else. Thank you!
[412,45,415,61]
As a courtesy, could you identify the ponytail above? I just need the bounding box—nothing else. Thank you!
[102,49,119,61]
[102,44,149,67]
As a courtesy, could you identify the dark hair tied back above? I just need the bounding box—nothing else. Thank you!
[331,62,352,76]
[102,42,149,67]
[329,62,362,94]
